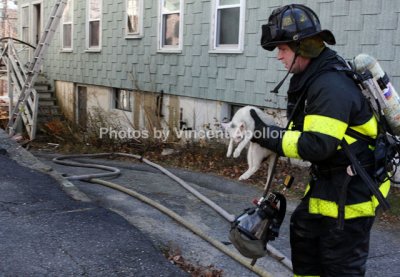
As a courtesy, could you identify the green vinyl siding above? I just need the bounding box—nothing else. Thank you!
[17,0,400,109]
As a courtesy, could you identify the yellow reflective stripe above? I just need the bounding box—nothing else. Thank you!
[343,134,357,145]
[309,179,391,219]
[372,179,391,207]
[337,117,377,149]
[304,115,348,140]
[309,198,375,218]
[350,116,378,139]
[336,134,357,150]
[282,130,301,159]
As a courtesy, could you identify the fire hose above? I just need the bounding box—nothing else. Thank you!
[52,153,293,276]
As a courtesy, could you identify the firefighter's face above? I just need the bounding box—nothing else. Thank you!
[276,44,310,74]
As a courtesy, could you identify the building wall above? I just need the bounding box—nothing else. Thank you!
[18,0,400,129]
[55,80,230,132]
[54,81,75,120]
[0,8,18,96]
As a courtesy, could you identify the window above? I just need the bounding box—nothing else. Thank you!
[159,0,183,51]
[114,89,132,111]
[61,0,73,50]
[126,0,143,38]
[21,5,30,43]
[87,0,102,50]
[211,0,245,53]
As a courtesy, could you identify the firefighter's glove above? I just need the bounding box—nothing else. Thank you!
[250,109,284,153]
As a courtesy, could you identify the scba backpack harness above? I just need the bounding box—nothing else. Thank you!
[327,54,400,227]
[337,54,400,185]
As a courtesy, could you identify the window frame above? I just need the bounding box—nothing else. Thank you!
[86,0,102,52]
[125,0,144,39]
[21,4,30,43]
[158,0,184,53]
[113,89,133,112]
[61,0,73,52]
[210,0,246,54]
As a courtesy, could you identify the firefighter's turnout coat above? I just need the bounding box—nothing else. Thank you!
[274,47,390,219]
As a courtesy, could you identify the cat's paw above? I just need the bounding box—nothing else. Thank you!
[239,173,250,180]
[226,151,232,158]
[233,149,241,158]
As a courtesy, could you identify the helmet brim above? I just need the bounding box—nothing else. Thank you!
[261,29,336,51]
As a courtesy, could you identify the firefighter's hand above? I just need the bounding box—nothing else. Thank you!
[249,109,284,153]
[250,109,270,142]
[250,109,267,132]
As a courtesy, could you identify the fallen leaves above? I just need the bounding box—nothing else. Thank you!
[167,247,223,277]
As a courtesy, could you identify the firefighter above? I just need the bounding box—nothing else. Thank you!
[250,4,390,276]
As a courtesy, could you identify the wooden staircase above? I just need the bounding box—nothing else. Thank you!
[5,0,67,139]
[0,73,64,136]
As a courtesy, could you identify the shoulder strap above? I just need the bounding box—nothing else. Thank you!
[332,57,380,145]
[345,128,376,145]
[341,139,390,211]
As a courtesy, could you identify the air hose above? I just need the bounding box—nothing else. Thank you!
[91,178,273,277]
[52,153,293,274]
[54,153,235,222]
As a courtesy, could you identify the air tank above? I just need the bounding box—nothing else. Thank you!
[353,54,400,135]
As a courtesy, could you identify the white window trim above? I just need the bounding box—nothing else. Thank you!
[209,0,246,54]
[86,0,102,52]
[61,0,73,52]
[125,0,144,39]
[157,0,184,53]
[31,0,43,46]
[20,4,30,43]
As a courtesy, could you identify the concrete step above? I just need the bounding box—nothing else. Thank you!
[37,114,64,123]
[34,84,50,91]
[38,105,62,116]
[35,74,49,83]
[37,90,55,99]
[38,98,57,106]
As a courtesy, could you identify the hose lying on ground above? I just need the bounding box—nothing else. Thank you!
[91,178,273,277]
[53,153,293,273]
[53,153,121,180]
[54,153,235,222]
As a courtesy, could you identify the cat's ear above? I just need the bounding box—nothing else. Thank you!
[239,122,245,131]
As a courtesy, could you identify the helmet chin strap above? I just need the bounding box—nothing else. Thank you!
[270,46,300,94]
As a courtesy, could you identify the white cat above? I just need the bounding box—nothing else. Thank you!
[222,106,277,188]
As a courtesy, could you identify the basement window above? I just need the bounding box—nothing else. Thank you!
[114,89,132,112]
